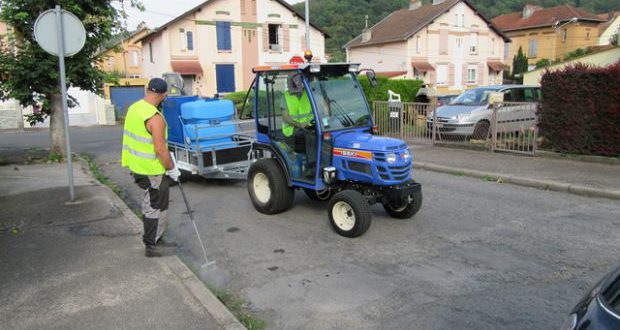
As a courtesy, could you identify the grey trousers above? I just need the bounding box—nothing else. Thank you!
[132,173,169,246]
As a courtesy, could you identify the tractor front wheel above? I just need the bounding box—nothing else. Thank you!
[247,159,294,214]
[328,190,371,238]
[383,187,423,219]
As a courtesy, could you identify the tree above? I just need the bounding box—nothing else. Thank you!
[0,0,142,156]
[512,46,528,84]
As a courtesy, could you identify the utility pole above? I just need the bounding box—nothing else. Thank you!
[305,0,310,50]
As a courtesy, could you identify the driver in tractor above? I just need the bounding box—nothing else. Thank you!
[281,74,316,178]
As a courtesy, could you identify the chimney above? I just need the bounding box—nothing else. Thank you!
[410,0,421,10]
[361,28,371,43]
[522,4,541,18]
[432,0,446,5]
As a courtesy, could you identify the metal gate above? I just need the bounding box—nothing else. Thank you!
[110,86,145,118]
[372,101,434,144]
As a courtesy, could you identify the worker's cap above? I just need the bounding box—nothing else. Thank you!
[147,78,168,94]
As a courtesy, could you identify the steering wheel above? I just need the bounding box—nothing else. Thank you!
[304,119,317,131]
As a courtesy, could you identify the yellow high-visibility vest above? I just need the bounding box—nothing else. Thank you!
[282,91,313,137]
[121,99,168,175]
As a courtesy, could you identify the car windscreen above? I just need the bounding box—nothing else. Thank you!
[450,88,497,106]
[307,72,371,132]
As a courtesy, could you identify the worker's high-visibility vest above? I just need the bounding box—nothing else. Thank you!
[121,99,168,175]
[282,91,313,137]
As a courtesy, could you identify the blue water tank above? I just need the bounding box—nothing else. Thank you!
[163,95,199,144]
[180,99,237,150]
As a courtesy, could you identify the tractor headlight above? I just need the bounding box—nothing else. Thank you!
[386,153,397,164]
[323,166,336,184]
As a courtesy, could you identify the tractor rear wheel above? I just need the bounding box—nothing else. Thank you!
[383,187,422,219]
[328,190,371,238]
[247,159,294,214]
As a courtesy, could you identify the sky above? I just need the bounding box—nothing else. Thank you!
[121,0,304,31]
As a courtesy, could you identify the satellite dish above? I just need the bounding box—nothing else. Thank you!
[34,9,86,57]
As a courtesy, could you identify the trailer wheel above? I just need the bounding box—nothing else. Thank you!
[247,159,294,214]
[383,187,423,219]
[328,190,371,238]
[304,188,332,201]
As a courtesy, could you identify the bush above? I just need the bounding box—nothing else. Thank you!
[223,91,253,118]
[538,61,620,156]
[358,75,423,103]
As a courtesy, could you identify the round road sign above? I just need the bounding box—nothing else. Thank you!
[34,9,86,57]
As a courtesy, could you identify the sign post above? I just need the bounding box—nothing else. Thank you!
[34,6,86,202]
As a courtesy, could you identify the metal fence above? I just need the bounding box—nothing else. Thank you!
[372,101,434,144]
[373,100,539,155]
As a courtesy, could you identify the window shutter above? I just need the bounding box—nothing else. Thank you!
[439,30,448,54]
[462,64,468,83]
[187,31,194,51]
[429,69,436,84]
[262,24,269,52]
[283,25,290,52]
[216,22,232,51]
[479,63,485,85]
[448,64,455,86]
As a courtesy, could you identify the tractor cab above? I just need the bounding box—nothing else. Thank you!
[242,62,422,237]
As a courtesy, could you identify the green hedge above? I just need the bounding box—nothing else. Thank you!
[358,75,423,103]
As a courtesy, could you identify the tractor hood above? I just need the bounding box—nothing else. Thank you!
[334,132,406,152]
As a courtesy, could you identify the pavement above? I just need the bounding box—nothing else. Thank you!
[0,161,245,330]
[409,144,620,200]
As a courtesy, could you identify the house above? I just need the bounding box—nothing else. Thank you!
[597,11,620,46]
[492,4,605,69]
[98,23,150,78]
[523,46,620,85]
[137,0,327,97]
[345,0,510,95]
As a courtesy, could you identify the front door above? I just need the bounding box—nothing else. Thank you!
[256,71,318,183]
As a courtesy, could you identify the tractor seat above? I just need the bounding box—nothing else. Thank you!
[180,99,238,151]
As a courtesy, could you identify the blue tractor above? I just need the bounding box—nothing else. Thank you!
[241,61,422,238]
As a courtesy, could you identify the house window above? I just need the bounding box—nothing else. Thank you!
[469,33,478,54]
[414,68,424,80]
[187,31,194,50]
[268,24,281,51]
[491,38,495,55]
[436,64,447,85]
[107,57,114,66]
[467,67,476,84]
[461,14,465,27]
[241,0,246,14]
[216,21,232,51]
[416,36,421,54]
[562,29,567,43]
[585,29,590,40]
[504,43,509,59]
[131,50,139,66]
[149,42,153,63]
[528,39,537,57]
[179,28,186,51]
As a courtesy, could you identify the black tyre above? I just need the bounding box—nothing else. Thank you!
[304,188,332,201]
[328,190,372,238]
[247,159,294,214]
[383,187,422,219]
[472,120,490,140]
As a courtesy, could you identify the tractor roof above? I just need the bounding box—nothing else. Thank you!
[252,63,360,73]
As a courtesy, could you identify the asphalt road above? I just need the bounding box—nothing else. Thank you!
[3,125,620,329]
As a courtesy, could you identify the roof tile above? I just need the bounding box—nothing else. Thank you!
[492,4,604,32]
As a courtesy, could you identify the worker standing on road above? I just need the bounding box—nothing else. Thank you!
[121,78,181,258]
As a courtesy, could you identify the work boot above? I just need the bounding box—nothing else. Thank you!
[157,238,178,248]
[144,245,175,258]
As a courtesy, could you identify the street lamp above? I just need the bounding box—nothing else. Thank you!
[552,17,578,61]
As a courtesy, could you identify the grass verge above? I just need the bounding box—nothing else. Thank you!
[80,154,143,219]
[209,286,266,330]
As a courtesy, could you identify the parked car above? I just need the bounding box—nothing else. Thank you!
[426,85,541,139]
[560,266,620,330]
